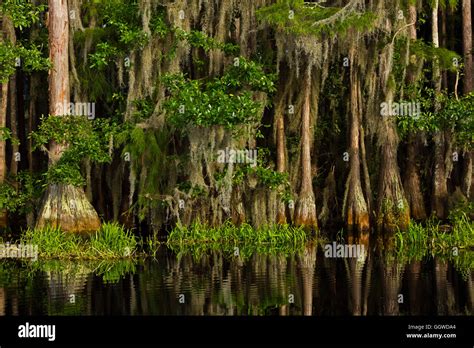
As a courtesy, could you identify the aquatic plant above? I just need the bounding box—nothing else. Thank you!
[90,222,137,258]
[166,220,310,260]
[20,222,136,260]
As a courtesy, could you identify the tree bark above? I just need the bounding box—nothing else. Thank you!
[0,17,9,229]
[431,0,449,219]
[343,51,369,232]
[461,0,473,199]
[3,17,18,178]
[294,65,317,228]
[36,0,100,233]
[462,0,473,94]
[276,114,287,224]
[403,4,427,220]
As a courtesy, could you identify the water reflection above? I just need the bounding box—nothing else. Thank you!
[0,241,471,316]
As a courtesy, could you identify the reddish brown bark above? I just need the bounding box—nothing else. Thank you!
[36,0,100,233]
[294,65,317,228]
[344,50,369,232]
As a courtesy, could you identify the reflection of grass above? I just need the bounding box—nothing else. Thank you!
[167,221,310,260]
[27,258,137,284]
[92,259,137,283]
[394,215,473,279]
[20,222,137,260]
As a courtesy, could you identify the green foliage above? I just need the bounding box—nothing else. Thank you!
[167,220,309,260]
[395,216,473,256]
[396,87,474,146]
[0,172,44,214]
[31,116,117,186]
[436,93,474,148]
[87,1,171,69]
[0,0,50,82]
[20,222,137,259]
[0,42,50,82]
[149,9,170,38]
[0,42,17,81]
[257,0,376,38]
[90,222,137,258]
[114,122,173,221]
[163,57,275,129]
[410,39,461,72]
[0,127,19,144]
[0,0,46,30]
[175,28,239,55]
[21,225,83,258]
[89,42,119,70]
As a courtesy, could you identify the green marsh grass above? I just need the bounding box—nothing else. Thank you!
[20,222,137,259]
[395,215,473,256]
[166,220,311,260]
[395,213,473,279]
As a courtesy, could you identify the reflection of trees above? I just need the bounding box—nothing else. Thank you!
[434,258,460,315]
[297,244,316,316]
[45,263,89,315]
[0,245,471,316]
[377,237,405,315]
[406,260,422,315]
[320,246,337,315]
[0,287,4,315]
[344,232,371,315]
[467,273,473,314]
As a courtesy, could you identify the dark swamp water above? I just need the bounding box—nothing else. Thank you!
[0,243,472,316]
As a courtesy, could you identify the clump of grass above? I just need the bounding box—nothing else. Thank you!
[395,212,473,278]
[20,222,136,260]
[144,232,162,258]
[90,222,137,258]
[167,220,310,260]
[396,214,473,256]
[21,225,84,258]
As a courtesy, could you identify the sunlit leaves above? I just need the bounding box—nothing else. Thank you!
[396,89,474,149]
[175,28,239,55]
[256,0,377,38]
[31,116,118,186]
[0,42,50,82]
[89,42,119,69]
[162,58,276,129]
[410,39,461,72]
[0,0,46,30]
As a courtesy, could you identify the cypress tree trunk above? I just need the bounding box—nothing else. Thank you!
[462,0,473,94]
[294,65,317,228]
[461,0,473,199]
[276,113,287,224]
[36,0,100,233]
[4,18,18,178]
[0,17,9,230]
[343,51,369,232]
[376,55,409,231]
[431,0,449,219]
[403,4,427,220]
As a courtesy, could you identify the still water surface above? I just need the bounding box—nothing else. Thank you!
[0,244,472,316]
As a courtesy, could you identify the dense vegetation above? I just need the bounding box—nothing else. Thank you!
[0,0,472,254]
